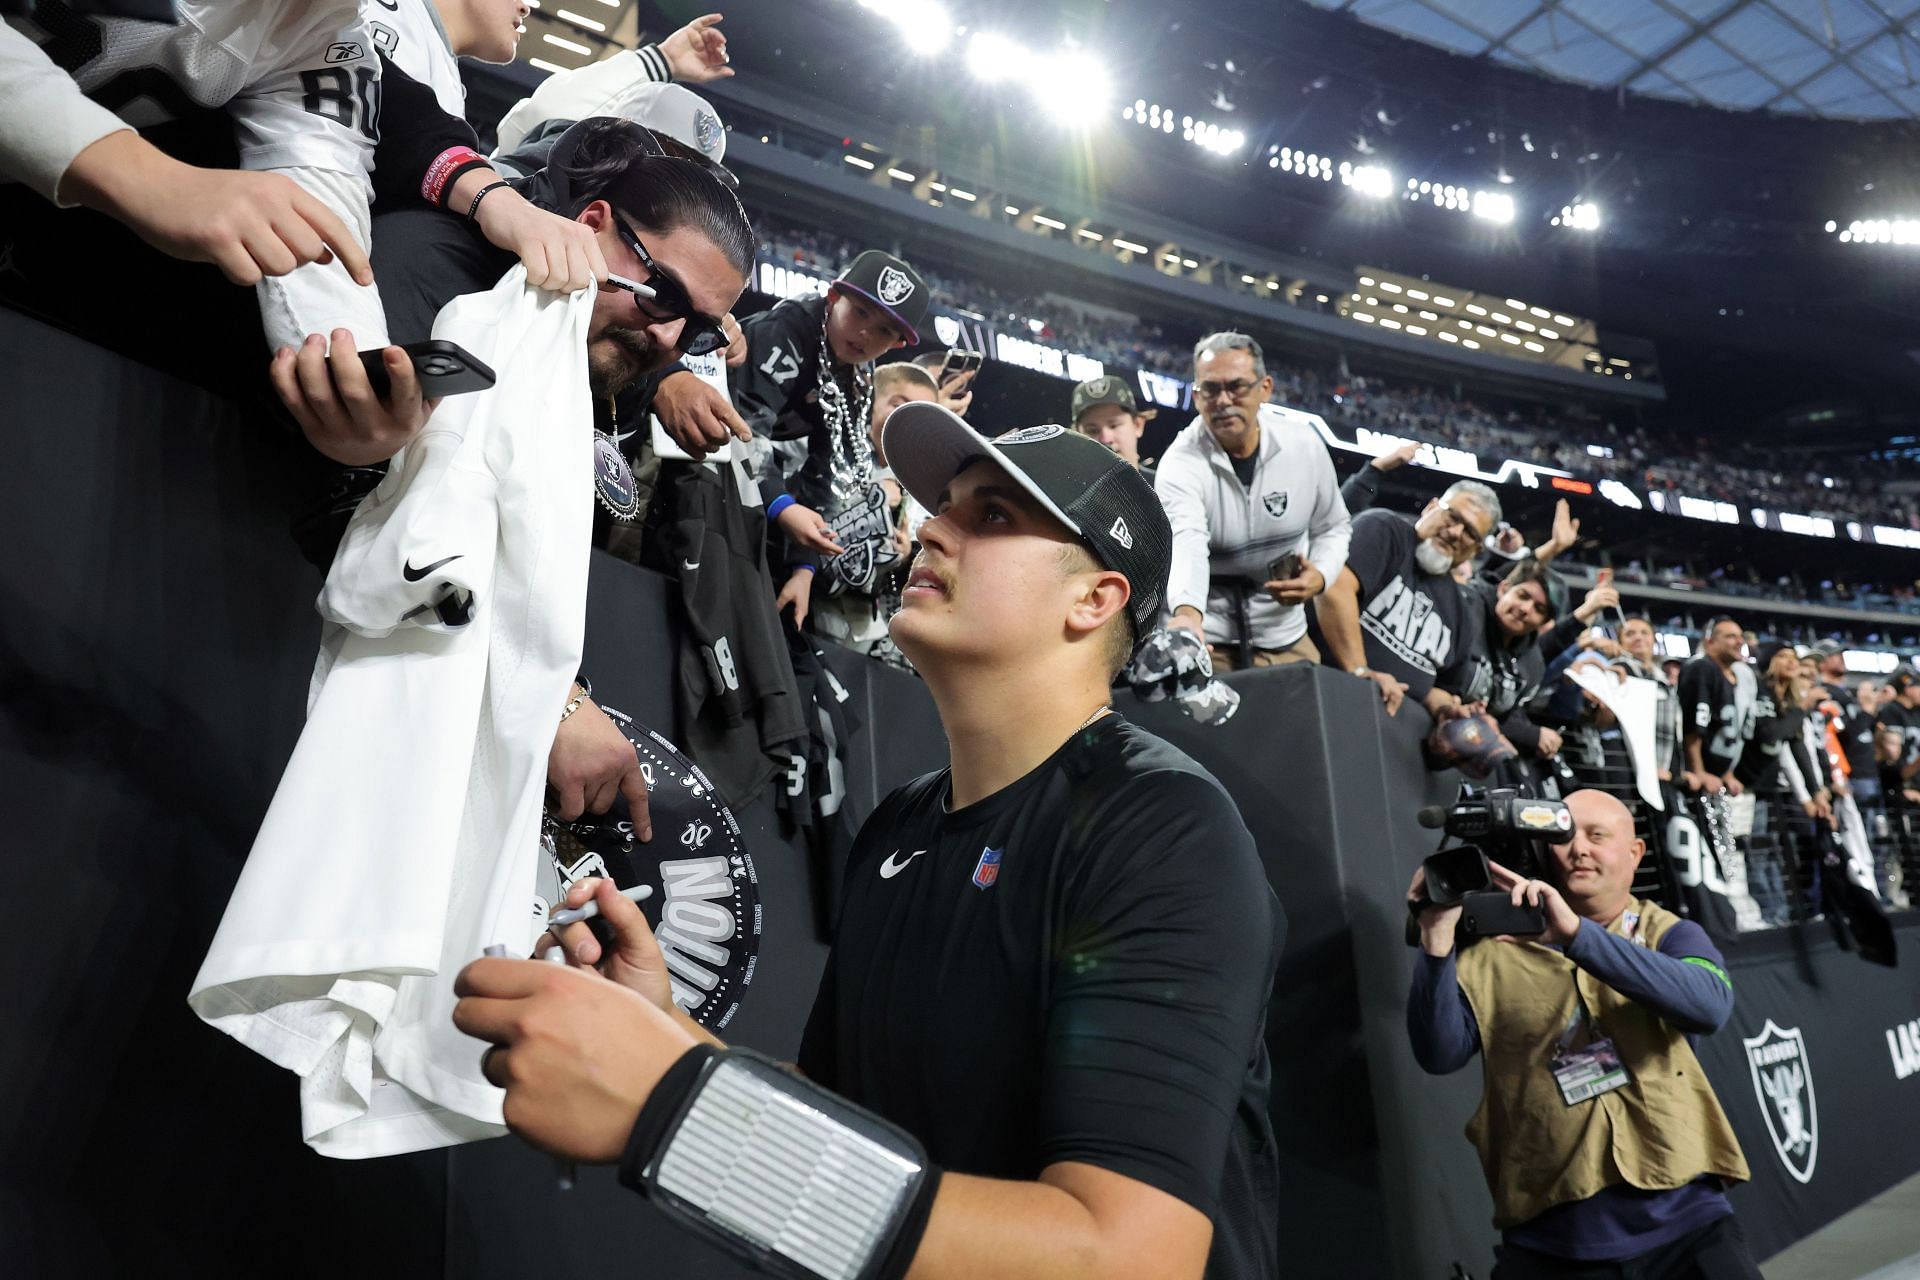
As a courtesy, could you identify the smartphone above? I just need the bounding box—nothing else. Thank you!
[1268,551,1305,582]
[1458,890,1547,939]
[358,339,497,399]
[937,347,982,387]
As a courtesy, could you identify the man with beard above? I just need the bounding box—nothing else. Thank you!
[1315,480,1501,717]
[271,115,754,839]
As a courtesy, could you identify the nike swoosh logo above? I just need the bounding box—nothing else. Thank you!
[402,554,463,582]
[878,849,926,879]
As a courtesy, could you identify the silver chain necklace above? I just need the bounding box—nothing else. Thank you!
[1077,705,1113,731]
[816,306,875,513]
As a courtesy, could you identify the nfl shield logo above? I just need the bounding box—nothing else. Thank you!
[1745,1019,1818,1184]
[971,846,1002,890]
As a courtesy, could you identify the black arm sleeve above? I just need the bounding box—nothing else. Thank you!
[1541,614,1586,664]
[1340,465,1385,513]
[1038,772,1281,1219]
[371,55,482,213]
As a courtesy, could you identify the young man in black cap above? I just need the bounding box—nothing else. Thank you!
[453,406,1284,1280]
[1070,374,1156,474]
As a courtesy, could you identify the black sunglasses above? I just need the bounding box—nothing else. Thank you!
[605,218,731,358]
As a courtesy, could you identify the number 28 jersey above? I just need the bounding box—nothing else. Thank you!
[4,0,379,198]
[1678,657,1753,777]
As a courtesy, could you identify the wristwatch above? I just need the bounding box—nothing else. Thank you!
[1354,666,1373,678]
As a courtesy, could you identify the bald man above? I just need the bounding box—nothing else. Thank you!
[1407,790,1759,1279]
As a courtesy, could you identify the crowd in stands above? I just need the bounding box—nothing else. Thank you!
[13,8,1918,1275]
[752,210,1918,530]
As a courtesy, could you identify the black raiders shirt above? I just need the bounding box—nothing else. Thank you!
[1678,657,1747,777]
[799,716,1283,1280]
[1343,509,1472,701]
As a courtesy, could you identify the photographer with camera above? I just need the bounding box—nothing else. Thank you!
[1406,789,1758,1279]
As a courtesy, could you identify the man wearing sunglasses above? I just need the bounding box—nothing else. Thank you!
[1315,482,1502,719]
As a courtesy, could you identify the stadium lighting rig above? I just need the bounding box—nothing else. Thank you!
[1124,100,1244,156]
[857,0,955,55]
[1554,201,1601,231]
[1831,218,1920,245]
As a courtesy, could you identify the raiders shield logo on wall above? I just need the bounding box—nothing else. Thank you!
[877,265,916,305]
[1263,492,1289,518]
[1745,1019,1818,1184]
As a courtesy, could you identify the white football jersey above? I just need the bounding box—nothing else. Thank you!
[2,1,378,199]
[191,267,596,1158]
[363,0,464,117]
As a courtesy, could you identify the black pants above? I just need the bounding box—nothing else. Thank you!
[1492,1215,1761,1280]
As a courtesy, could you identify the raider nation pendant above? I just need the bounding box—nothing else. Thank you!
[593,430,641,522]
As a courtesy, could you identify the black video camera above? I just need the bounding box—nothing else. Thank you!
[1406,786,1574,943]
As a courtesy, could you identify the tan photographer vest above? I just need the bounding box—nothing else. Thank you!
[1454,897,1749,1228]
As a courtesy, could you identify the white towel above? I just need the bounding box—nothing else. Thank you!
[190,267,595,1158]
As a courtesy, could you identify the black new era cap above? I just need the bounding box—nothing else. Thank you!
[883,402,1172,650]
[835,250,929,346]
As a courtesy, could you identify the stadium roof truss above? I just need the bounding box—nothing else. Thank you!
[1303,0,1920,121]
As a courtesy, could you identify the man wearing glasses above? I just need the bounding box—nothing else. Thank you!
[1155,332,1351,669]
[1314,480,1502,718]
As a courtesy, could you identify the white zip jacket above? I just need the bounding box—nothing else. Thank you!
[1155,402,1352,651]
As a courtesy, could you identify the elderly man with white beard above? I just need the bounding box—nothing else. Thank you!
[1314,479,1500,718]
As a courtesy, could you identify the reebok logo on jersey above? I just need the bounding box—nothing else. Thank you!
[878,849,926,879]
[325,42,363,63]
[402,554,463,582]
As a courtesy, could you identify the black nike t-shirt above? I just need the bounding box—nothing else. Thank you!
[799,716,1283,1279]
[1342,509,1472,701]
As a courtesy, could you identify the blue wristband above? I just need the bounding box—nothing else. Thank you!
[767,494,796,520]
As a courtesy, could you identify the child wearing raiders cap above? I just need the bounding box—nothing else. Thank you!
[1071,374,1159,475]
[455,405,1284,1280]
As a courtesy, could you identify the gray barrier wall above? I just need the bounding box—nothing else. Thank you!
[3,311,1917,1278]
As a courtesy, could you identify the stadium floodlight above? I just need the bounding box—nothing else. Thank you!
[1349,164,1393,198]
[1030,50,1111,126]
[1557,201,1601,231]
[858,0,953,53]
[1473,190,1515,224]
[965,31,1029,82]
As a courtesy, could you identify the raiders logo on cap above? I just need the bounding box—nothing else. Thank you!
[877,265,916,305]
[997,424,1066,445]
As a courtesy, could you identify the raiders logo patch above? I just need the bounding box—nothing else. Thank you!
[996,424,1065,446]
[877,265,916,305]
[1263,491,1289,518]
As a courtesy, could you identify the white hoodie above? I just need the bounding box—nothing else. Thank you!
[1155,402,1352,650]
